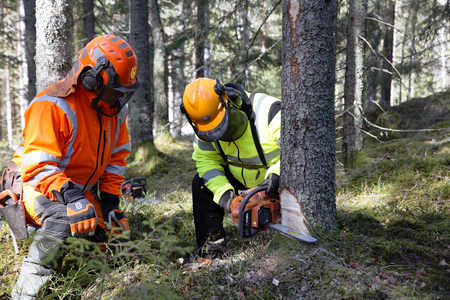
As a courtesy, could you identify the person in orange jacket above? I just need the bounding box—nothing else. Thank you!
[11,34,141,300]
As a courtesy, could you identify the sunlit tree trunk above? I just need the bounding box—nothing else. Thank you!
[169,0,187,138]
[342,0,367,169]
[18,0,29,132]
[129,0,153,150]
[35,0,74,93]
[280,0,337,234]
[150,0,169,137]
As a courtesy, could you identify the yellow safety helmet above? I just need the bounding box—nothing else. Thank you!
[181,78,248,142]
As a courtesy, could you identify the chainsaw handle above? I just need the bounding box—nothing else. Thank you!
[0,189,18,208]
[238,186,267,238]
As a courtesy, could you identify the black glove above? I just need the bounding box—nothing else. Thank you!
[219,190,237,213]
[53,181,98,237]
[101,192,129,233]
[259,173,280,196]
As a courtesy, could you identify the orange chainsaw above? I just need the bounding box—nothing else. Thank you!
[230,186,318,243]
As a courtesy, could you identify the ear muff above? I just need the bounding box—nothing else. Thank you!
[225,87,243,108]
[81,55,110,92]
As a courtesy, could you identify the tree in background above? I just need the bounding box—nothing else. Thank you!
[82,0,95,45]
[195,0,209,78]
[23,0,36,102]
[342,0,367,169]
[128,0,153,152]
[379,0,395,109]
[35,0,74,93]
[150,0,169,137]
[280,0,337,233]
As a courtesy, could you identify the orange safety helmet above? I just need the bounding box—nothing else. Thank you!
[181,78,248,142]
[47,34,142,117]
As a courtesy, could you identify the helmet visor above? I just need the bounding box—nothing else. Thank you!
[219,105,248,142]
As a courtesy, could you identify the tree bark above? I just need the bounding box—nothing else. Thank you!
[195,0,208,78]
[23,0,36,101]
[169,0,187,138]
[342,0,367,169]
[149,0,169,137]
[129,0,154,150]
[280,0,337,234]
[35,0,74,93]
[82,0,95,45]
[379,1,395,109]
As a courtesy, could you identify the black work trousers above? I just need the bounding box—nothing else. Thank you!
[192,167,248,248]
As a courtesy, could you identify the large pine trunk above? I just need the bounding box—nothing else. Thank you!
[280,0,337,234]
[129,0,153,149]
[35,0,74,93]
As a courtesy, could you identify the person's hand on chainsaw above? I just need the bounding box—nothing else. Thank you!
[259,173,280,197]
[53,181,98,237]
[101,191,129,233]
[219,190,237,213]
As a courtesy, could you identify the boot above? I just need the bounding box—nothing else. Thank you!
[189,237,226,262]
[10,258,53,300]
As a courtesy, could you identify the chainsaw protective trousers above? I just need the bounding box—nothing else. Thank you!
[192,166,247,248]
[11,195,70,299]
[11,195,108,299]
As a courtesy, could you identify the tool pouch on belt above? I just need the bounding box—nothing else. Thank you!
[0,161,28,240]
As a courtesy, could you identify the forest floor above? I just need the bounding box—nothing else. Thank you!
[1,93,450,299]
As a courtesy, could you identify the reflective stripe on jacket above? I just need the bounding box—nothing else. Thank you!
[192,92,281,204]
[12,86,130,202]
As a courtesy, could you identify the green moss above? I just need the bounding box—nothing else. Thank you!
[346,149,370,169]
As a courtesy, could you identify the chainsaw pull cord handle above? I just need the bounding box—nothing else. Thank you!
[238,185,267,238]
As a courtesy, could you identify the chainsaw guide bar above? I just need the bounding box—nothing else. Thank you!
[266,223,318,243]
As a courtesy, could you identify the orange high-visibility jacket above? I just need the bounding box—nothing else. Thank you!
[12,86,131,204]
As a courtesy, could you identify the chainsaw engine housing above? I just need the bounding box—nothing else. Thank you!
[231,188,280,238]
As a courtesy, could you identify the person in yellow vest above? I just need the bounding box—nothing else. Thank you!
[181,78,281,260]
[11,35,141,300]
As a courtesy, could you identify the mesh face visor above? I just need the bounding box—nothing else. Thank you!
[91,62,141,117]
[219,104,248,142]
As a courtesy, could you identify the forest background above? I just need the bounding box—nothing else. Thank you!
[0,0,449,299]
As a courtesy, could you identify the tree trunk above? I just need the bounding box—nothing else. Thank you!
[169,0,187,138]
[129,0,154,150]
[240,0,249,88]
[379,1,395,109]
[18,0,29,132]
[35,0,74,93]
[195,0,208,78]
[280,0,337,234]
[82,0,95,45]
[149,0,169,137]
[342,0,367,169]
[23,0,36,101]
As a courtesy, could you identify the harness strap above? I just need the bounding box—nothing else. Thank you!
[214,92,269,181]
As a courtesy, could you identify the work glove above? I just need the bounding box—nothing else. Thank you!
[53,182,98,237]
[219,190,237,213]
[101,192,129,233]
[259,173,280,197]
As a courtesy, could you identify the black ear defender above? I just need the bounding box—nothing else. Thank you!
[81,55,110,92]
[225,87,243,108]
[213,79,227,96]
